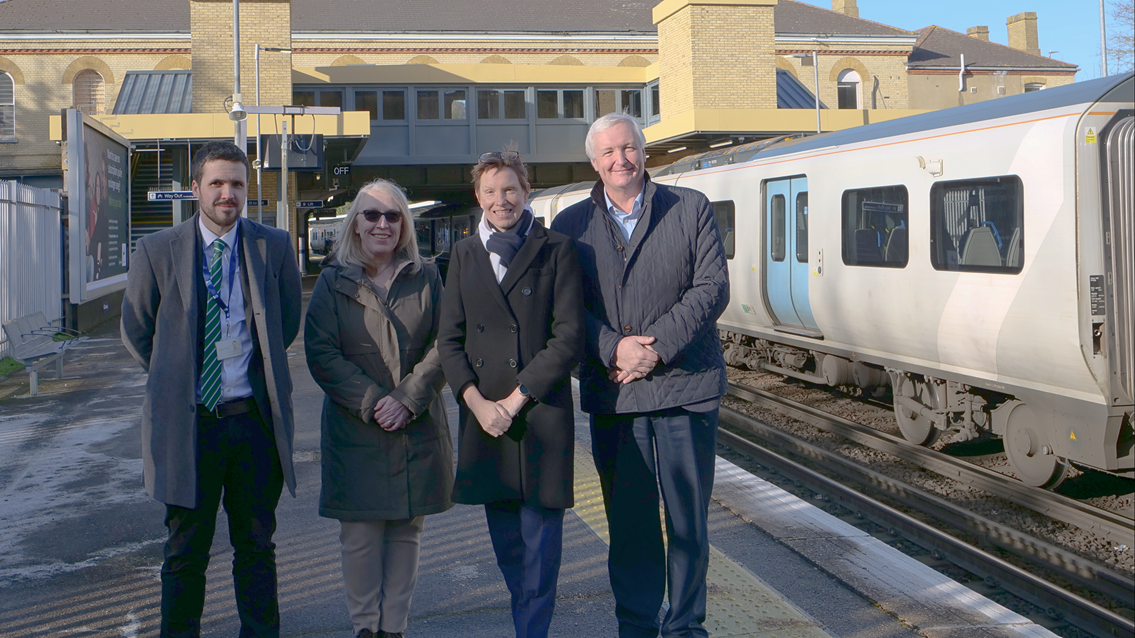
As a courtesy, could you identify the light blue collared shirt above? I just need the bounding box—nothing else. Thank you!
[603,185,646,243]
[198,217,254,403]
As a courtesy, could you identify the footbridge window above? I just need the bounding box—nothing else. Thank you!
[931,176,1023,274]
[842,185,908,267]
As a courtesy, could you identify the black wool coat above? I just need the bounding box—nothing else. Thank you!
[437,222,584,509]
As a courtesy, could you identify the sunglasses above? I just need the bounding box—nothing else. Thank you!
[478,151,520,163]
[361,209,403,224]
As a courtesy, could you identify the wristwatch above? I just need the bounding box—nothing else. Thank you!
[518,383,533,401]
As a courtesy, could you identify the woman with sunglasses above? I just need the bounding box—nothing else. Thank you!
[305,178,454,638]
[437,150,583,638]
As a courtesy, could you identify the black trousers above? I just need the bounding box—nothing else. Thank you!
[591,408,718,638]
[160,404,284,638]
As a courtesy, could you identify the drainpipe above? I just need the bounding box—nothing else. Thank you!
[959,54,966,91]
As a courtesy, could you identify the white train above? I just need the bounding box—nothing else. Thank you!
[530,73,1134,488]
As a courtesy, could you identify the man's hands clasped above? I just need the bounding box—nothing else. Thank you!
[608,335,661,384]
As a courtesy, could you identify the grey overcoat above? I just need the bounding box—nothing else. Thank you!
[304,260,454,521]
[121,214,303,509]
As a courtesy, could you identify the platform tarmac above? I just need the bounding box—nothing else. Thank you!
[0,275,1058,637]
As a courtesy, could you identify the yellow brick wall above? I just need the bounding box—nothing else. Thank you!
[908,71,1074,109]
[191,0,291,114]
[779,47,910,110]
[658,2,777,119]
[1007,12,1040,56]
[291,39,657,70]
[0,41,187,173]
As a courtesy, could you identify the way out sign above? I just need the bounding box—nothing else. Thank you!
[147,191,197,201]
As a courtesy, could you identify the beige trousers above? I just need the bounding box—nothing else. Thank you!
[339,517,425,635]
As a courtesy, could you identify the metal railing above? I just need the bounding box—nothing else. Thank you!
[0,180,63,360]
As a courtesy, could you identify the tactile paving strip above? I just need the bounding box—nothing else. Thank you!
[572,445,831,638]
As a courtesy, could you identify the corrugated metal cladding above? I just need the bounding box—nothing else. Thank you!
[113,71,192,115]
[777,69,826,110]
[0,181,63,359]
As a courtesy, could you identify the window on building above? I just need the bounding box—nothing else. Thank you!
[842,185,908,267]
[712,200,736,259]
[1024,82,1044,92]
[621,89,643,118]
[320,90,344,108]
[595,89,617,117]
[478,90,500,119]
[293,90,316,106]
[355,90,378,121]
[563,90,584,118]
[383,90,405,120]
[837,69,861,110]
[771,194,786,262]
[73,70,105,115]
[0,72,13,139]
[537,90,558,119]
[503,90,525,119]
[444,89,466,120]
[931,176,1023,273]
[651,83,660,117]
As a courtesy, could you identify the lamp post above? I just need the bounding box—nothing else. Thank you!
[255,44,292,224]
[1100,0,1109,77]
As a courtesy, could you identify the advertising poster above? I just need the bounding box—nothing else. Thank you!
[83,126,129,285]
[66,110,132,303]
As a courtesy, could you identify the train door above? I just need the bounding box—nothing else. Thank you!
[764,176,818,331]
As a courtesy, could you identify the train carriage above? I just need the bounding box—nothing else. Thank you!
[530,73,1135,488]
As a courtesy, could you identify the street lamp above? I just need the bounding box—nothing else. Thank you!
[255,45,292,224]
[793,52,821,134]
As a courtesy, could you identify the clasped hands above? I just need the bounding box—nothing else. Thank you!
[608,335,661,384]
[373,395,412,432]
[463,384,529,438]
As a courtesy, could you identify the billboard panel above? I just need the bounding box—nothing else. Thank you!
[65,110,132,303]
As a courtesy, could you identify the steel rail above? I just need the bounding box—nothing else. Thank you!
[716,411,1135,638]
[717,403,1134,606]
[727,382,1134,547]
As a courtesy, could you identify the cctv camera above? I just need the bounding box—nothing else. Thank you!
[229,102,248,122]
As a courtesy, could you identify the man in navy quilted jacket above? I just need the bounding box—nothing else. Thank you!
[551,113,729,638]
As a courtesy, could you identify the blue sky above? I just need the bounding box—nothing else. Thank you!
[801,0,1115,79]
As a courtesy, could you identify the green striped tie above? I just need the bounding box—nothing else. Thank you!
[200,238,227,411]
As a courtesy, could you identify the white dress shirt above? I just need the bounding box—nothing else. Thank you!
[198,217,254,402]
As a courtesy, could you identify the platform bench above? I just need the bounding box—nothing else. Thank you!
[2,312,88,396]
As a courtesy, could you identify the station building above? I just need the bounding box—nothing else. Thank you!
[0,0,1078,245]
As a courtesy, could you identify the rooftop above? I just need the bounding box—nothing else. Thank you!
[909,25,1077,69]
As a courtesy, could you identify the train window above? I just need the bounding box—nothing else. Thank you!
[930,176,1023,274]
[795,192,808,263]
[383,90,406,120]
[841,185,908,267]
[771,195,786,262]
[711,201,735,260]
[415,220,432,255]
[355,91,378,121]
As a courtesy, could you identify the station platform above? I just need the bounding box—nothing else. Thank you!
[0,278,1059,637]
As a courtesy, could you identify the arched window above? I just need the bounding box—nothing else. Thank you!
[0,72,13,138]
[837,69,861,109]
[73,70,106,115]
[1023,82,1045,93]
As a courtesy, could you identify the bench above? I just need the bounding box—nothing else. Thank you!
[2,312,88,396]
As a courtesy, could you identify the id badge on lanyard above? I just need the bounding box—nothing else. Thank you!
[204,239,243,361]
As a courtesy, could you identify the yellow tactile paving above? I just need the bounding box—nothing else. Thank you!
[572,445,832,638]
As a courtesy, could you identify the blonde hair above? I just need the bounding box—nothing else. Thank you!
[330,178,422,274]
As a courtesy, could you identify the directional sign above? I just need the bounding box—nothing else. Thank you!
[147,191,197,201]
[297,200,325,209]
[248,199,270,207]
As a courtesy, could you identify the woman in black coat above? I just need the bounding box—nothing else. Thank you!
[437,150,583,638]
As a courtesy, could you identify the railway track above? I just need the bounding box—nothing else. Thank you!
[719,382,1135,638]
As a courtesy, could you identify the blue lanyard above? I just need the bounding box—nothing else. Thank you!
[202,237,239,319]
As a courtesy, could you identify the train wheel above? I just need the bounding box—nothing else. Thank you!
[893,377,941,446]
[1004,403,1069,488]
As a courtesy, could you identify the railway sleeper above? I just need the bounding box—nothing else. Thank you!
[720,329,1073,488]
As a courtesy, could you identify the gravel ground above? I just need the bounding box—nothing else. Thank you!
[723,367,1135,581]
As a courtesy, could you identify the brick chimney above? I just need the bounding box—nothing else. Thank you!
[1007,12,1040,56]
[832,0,858,18]
[967,26,990,41]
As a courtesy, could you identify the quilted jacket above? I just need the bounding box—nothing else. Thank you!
[551,177,729,414]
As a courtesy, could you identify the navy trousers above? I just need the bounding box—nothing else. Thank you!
[160,406,284,638]
[591,408,718,638]
[484,500,566,638]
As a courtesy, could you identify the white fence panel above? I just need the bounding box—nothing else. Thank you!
[0,180,63,360]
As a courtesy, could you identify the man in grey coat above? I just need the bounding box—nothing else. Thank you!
[121,141,302,638]
[551,114,729,638]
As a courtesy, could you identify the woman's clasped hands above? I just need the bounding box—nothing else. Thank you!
[373,395,412,432]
